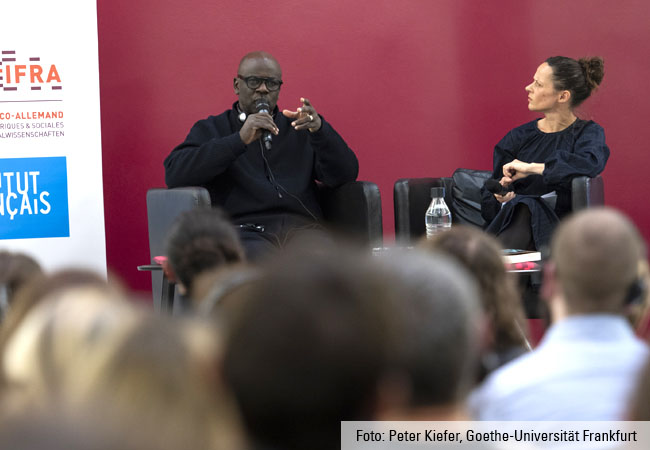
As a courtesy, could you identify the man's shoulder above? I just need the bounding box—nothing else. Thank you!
[481,349,542,393]
[186,109,236,138]
[192,109,232,126]
[472,320,649,411]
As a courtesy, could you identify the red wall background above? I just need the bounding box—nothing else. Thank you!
[96,0,650,293]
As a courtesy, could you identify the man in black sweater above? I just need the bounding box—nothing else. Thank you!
[164,51,359,260]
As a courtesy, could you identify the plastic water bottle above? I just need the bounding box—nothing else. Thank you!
[425,187,452,239]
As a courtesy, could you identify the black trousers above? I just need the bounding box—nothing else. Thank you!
[235,214,330,262]
[497,203,535,251]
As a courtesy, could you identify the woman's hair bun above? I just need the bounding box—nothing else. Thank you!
[578,57,605,92]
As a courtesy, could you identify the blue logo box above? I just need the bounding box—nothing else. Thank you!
[0,156,70,240]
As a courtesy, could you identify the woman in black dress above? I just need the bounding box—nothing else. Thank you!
[481,56,609,251]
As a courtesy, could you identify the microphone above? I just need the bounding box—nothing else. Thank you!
[255,98,273,150]
[484,178,513,196]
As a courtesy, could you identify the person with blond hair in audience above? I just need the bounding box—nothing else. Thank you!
[471,207,649,420]
[0,406,184,450]
[73,315,246,450]
[0,269,122,373]
[0,279,138,410]
[0,280,246,449]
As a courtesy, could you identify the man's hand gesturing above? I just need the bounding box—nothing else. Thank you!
[283,98,322,132]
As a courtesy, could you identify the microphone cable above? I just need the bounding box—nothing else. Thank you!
[258,140,318,222]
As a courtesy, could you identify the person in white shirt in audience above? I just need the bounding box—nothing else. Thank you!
[470,207,649,420]
[628,355,650,420]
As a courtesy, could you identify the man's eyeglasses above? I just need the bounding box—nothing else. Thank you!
[237,75,283,91]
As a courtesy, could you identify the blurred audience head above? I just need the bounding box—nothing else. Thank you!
[419,226,529,373]
[546,207,646,318]
[197,265,261,316]
[375,249,481,419]
[0,280,136,409]
[0,269,123,367]
[220,243,482,448]
[0,281,246,450]
[221,245,398,450]
[0,250,42,321]
[165,207,245,302]
[0,406,172,450]
[74,314,246,450]
[0,395,242,450]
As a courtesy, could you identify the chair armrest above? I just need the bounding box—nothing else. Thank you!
[318,181,383,248]
[571,175,604,211]
[393,177,452,246]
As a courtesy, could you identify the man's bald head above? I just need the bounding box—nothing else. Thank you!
[237,51,281,76]
[551,207,645,314]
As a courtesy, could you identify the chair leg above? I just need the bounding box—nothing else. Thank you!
[161,276,175,314]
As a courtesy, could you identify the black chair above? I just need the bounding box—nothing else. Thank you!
[142,181,383,312]
[140,187,211,313]
[393,168,604,246]
[317,181,383,248]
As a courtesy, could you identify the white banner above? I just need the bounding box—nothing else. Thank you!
[0,1,106,276]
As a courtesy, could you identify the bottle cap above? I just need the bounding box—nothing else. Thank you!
[430,187,445,198]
